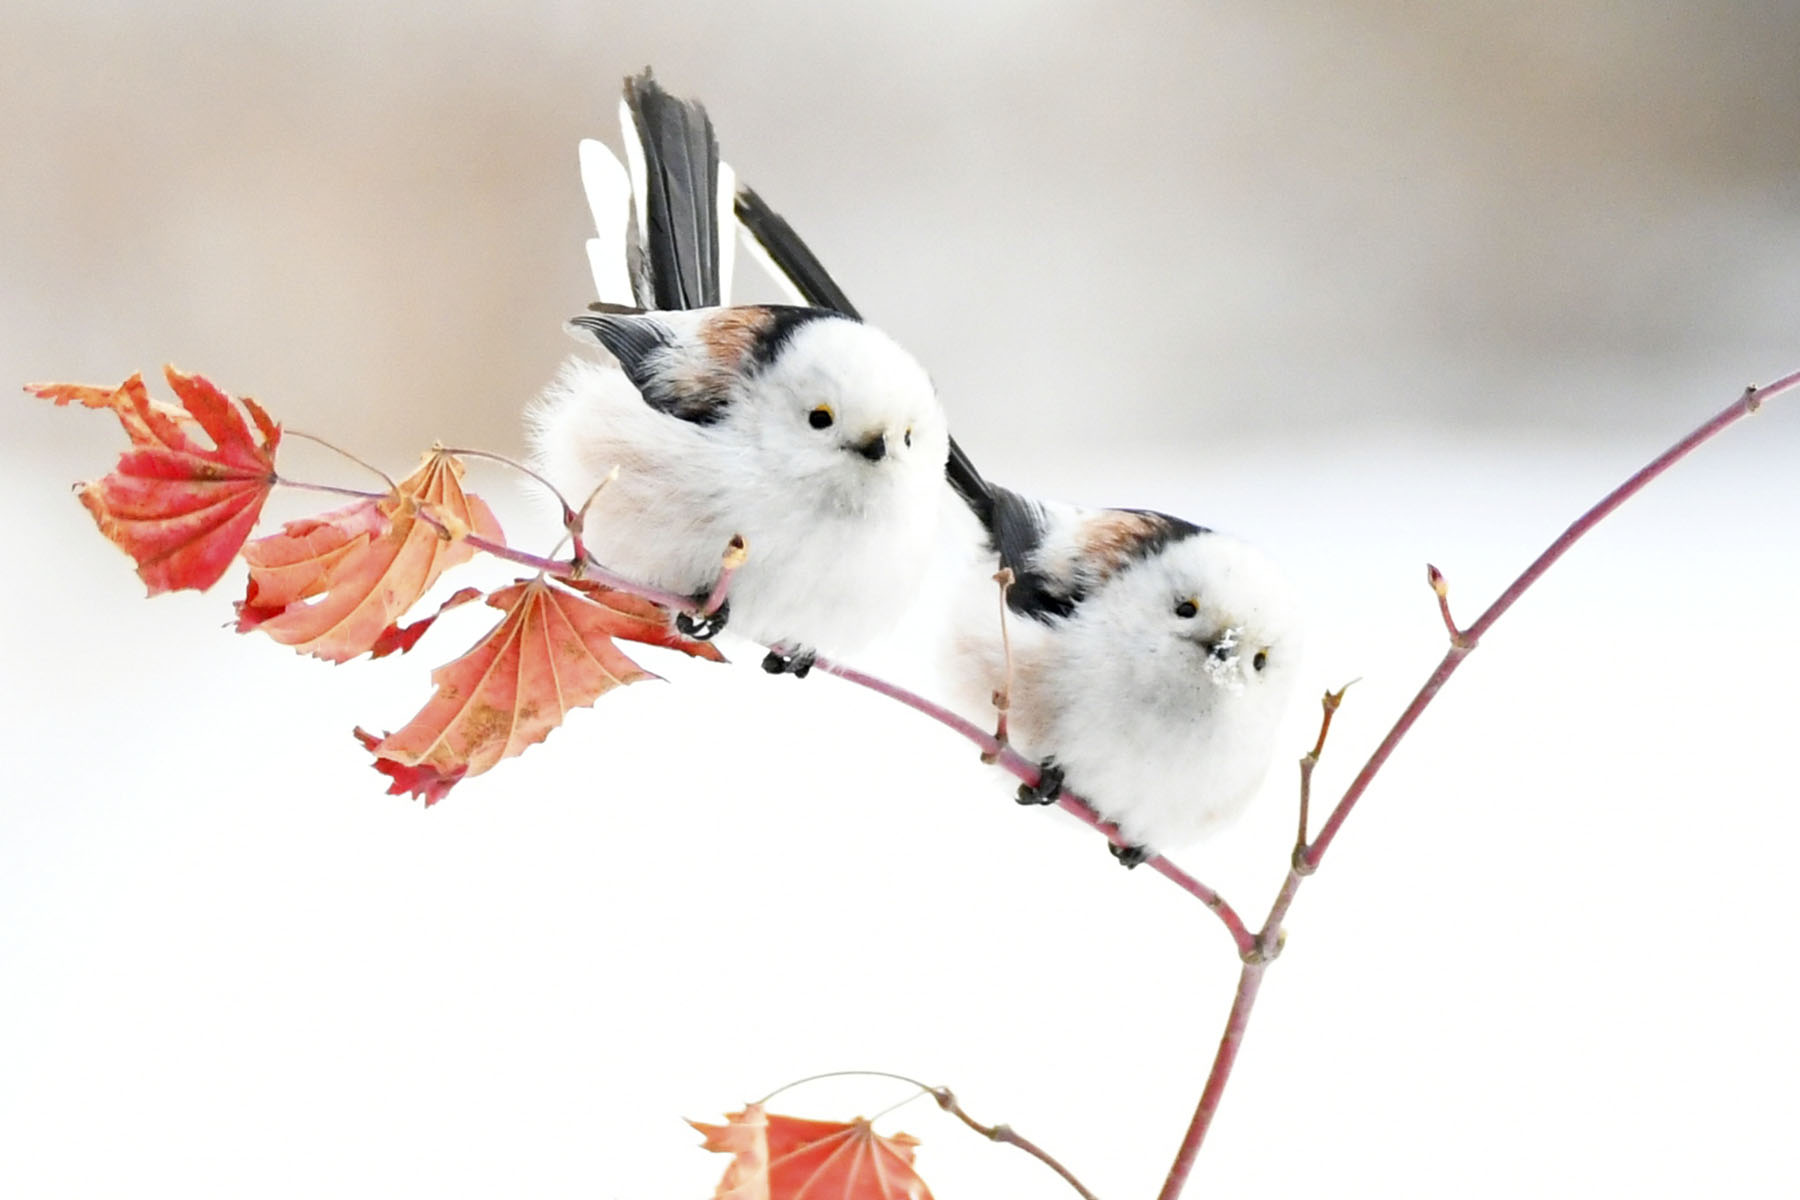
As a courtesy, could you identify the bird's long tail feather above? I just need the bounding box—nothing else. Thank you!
[604,67,738,313]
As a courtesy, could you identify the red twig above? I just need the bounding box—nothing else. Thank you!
[1426,564,1466,645]
[1153,370,1798,1200]
[1295,685,1351,855]
[1309,373,1796,867]
[1156,962,1266,1200]
[700,535,747,618]
[932,1086,1101,1200]
[814,655,1257,955]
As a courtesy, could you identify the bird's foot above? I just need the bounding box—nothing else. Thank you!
[675,598,730,641]
[1108,841,1152,869]
[1015,760,1064,806]
[760,647,816,679]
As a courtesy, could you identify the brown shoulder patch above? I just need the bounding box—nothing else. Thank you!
[696,307,773,366]
[1076,510,1169,578]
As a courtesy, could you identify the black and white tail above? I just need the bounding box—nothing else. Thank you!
[580,68,736,311]
[582,71,998,543]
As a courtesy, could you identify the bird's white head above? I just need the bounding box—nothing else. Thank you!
[569,305,947,514]
[1071,521,1303,720]
[745,311,947,507]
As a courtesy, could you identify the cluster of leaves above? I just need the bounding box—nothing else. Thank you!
[29,367,723,805]
[31,365,955,1196]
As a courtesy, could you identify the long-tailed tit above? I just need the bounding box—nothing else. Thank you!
[731,180,1304,864]
[527,74,951,673]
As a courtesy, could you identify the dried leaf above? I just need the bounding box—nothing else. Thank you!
[559,577,732,660]
[367,585,486,659]
[238,448,503,662]
[353,727,466,805]
[363,576,721,803]
[691,1104,935,1200]
[28,367,280,594]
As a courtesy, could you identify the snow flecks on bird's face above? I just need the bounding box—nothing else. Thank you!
[1203,624,1247,693]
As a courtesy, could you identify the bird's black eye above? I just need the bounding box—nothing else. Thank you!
[904,427,913,447]
[1174,599,1198,619]
[1253,650,1268,672]
[808,406,835,430]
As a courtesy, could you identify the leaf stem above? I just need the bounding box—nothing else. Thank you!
[284,429,399,492]
[272,475,389,503]
[436,446,576,515]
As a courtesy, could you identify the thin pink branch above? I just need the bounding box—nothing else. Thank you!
[1155,962,1266,1200]
[1155,367,1799,1200]
[573,547,701,612]
[932,1086,1102,1200]
[1310,369,1799,866]
[813,655,1256,955]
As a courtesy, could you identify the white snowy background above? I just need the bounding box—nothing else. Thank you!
[3,4,1798,1198]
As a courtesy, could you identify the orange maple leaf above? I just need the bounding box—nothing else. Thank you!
[28,367,280,594]
[238,448,504,662]
[361,576,724,803]
[691,1104,935,1200]
[352,727,467,805]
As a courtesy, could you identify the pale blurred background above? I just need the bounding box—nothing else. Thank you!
[3,3,1798,1198]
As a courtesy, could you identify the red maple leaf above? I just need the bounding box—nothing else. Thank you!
[366,586,486,659]
[238,449,504,662]
[361,576,723,803]
[28,367,280,594]
[352,727,467,805]
[691,1104,935,1200]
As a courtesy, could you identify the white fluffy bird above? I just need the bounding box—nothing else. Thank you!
[528,74,950,672]
[930,482,1303,862]
[730,156,1304,863]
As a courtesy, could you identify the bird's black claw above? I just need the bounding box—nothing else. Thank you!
[1109,842,1152,869]
[760,648,816,678]
[1015,760,1064,806]
[676,598,729,641]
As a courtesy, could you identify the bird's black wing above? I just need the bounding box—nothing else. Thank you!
[622,70,722,310]
[985,486,1081,621]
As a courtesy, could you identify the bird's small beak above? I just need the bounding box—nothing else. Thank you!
[855,432,888,462]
